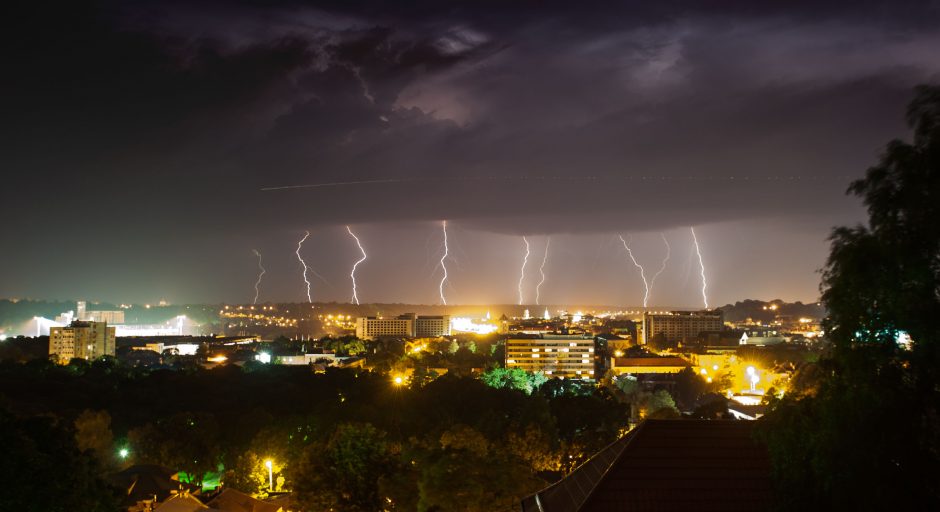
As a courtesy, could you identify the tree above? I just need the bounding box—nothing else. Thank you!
[0,407,118,511]
[74,410,114,468]
[642,389,678,419]
[761,85,940,509]
[294,422,393,512]
[128,412,222,484]
[480,367,546,395]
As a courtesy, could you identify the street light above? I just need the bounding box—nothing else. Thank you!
[264,459,273,491]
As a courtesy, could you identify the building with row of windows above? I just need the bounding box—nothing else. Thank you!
[49,320,116,364]
[354,314,451,339]
[642,310,724,345]
[505,334,597,379]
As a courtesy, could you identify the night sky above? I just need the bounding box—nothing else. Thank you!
[3,1,940,306]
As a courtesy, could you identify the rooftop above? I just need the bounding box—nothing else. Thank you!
[521,420,771,512]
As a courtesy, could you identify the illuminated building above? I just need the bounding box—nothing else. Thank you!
[49,321,116,364]
[84,310,125,324]
[75,300,125,324]
[355,314,451,339]
[356,315,413,339]
[505,335,596,379]
[642,310,723,345]
[610,356,691,376]
[415,315,451,337]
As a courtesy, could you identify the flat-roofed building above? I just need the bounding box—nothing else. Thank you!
[505,335,596,379]
[415,315,451,337]
[49,321,116,364]
[356,315,414,339]
[643,310,723,345]
[355,314,452,339]
[610,356,692,376]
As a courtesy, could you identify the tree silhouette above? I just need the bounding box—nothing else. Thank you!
[761,85,940,509]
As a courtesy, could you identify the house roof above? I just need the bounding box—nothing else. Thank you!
[206,488,288,512]
[109,464,201,505]
[522,420,772,512]
[154,493,208,512]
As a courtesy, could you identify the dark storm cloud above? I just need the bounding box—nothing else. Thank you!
[2,0,940,304]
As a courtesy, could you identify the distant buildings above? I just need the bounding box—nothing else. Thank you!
[49,320,116,364]
[505,334,596,379]
[77,300,125,324]
[54,300,125,327]
[355,314,451,339]
[643,310,724,346]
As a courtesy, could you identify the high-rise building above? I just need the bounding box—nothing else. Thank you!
[355,314,451,339]
[505,334,597,379]
[49,321,116,364]
[643,310,724,345]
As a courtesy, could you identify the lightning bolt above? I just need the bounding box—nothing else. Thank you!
[619,235,651,308]
[252,249,265,305]
[439,221,450,305]
[296,231,313,303]
[346,226,367,305]
[691,226,709,309]
[648,233,670,305]
[536,237,550,306]
[518,236,530,305]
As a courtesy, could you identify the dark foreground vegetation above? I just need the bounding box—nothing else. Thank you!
[760,85,940,509]
[0,360,628,511]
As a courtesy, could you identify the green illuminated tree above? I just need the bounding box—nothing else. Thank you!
[761,85,940,509]
[480,367,547,394]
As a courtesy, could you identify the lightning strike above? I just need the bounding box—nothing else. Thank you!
[439,221,450,305]
[252,249,265,305]
[536,237,550,305]
[296,231,313,303]
[619,235,651,308]
[648,233,671,304]
[518,236,531,305]
[691,226,709,309]
[346,226,368,305]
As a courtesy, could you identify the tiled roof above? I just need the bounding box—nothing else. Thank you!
[522,420,772,512]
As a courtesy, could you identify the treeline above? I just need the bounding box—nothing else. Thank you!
[0,359,629,511]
